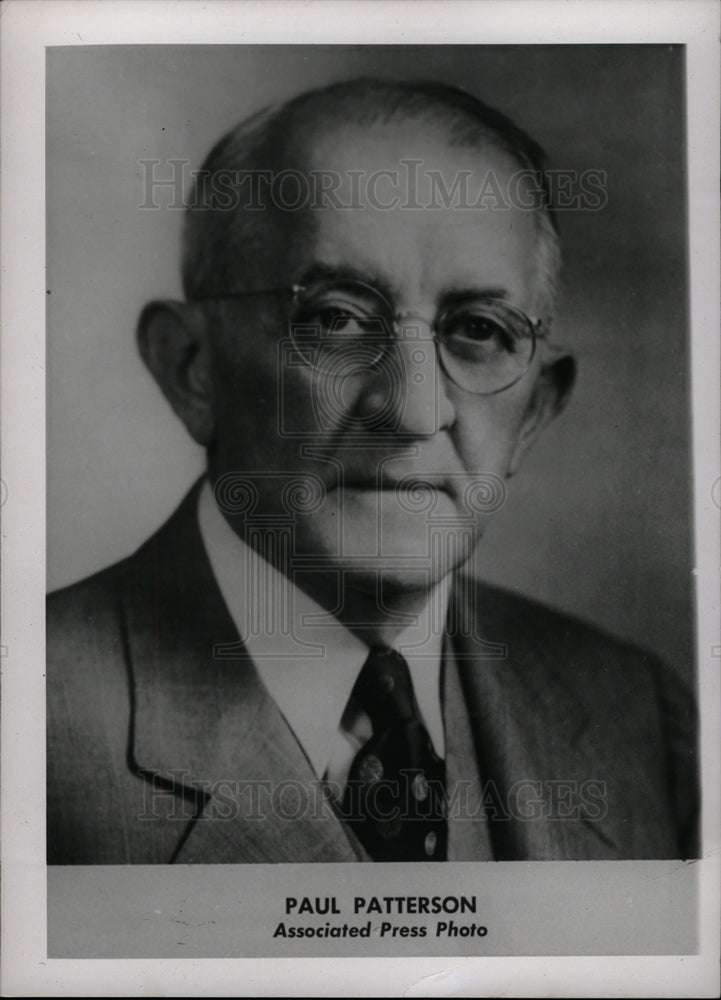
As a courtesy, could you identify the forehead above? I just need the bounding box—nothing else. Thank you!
[285,119,539,306]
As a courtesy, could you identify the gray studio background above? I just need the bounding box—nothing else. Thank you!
[46,45,693,682]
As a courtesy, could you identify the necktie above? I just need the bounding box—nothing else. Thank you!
[341,647,447,861]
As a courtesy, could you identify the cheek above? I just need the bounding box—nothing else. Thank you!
[451,391,531,475]
[209,343,282,467]
[209,346,362,475]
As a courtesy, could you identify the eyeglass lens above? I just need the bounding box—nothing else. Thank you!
[289,279,537,394]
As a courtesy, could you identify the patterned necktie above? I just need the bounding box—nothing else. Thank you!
[341,647,447,861]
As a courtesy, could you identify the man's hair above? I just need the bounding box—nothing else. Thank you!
[182,77,561,319]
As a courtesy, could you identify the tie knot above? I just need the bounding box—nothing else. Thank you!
[352,647,415,730]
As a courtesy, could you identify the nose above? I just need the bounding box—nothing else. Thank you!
[355,318,456,437]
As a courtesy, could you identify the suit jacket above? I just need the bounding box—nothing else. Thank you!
[47,482,699,864]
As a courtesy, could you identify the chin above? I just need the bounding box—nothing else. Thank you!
[362,565,452,597]
[322,527,479,594]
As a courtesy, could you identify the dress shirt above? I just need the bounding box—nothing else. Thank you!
[197,480,448,790]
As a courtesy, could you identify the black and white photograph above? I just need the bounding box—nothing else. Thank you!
[2,0,719,995]
[46,44,699,868]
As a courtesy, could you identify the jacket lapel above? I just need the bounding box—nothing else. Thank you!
[121,481,365,863]
[119,483,627,862]
[448,573,626,860]
[443,641,495,861]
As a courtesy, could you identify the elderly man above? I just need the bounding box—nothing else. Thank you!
[47,78,698,864]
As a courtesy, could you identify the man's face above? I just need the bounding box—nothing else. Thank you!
[205,120,551,595]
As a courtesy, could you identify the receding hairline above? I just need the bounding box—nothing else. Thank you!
[182,77,562,317]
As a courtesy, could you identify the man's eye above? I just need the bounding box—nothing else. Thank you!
[444,313,513,351]
[299,302,382,338]
[318,306,362,334]
[459,317,502,342]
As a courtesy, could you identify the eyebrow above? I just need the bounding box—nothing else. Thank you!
[295,262,395,301]
[295,262,511,308]
[440,287,510,307]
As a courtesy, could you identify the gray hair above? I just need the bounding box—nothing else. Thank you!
[182,77,562,321]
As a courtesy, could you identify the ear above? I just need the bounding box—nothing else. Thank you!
[136,300,216,447]
[508,347,576,476]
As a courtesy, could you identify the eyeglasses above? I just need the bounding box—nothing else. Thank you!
[200,278,545,395]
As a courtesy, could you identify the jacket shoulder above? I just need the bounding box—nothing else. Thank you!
[46,554,149,863]
[465,578,687,684]
[468,578,655,657]
[466,578,697,715]
[47,554,147,703]
[462,578,700,857]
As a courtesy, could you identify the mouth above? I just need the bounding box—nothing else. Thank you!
[340,476,457,499]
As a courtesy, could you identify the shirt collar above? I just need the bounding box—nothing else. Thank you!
[197,479,448,777]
